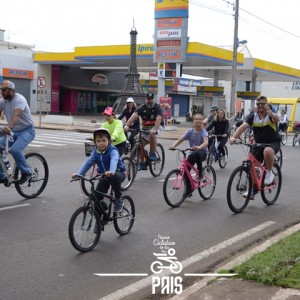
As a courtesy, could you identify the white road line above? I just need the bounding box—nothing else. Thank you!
[30,141,65,146]
[37,135,87,142]
[97,221,275,300]
[27,144,44,148]
[35,138,83,145]
[0,203,31,211]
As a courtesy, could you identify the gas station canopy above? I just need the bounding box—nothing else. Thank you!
[34,41,300,83]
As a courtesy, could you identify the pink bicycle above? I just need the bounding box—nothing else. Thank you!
[163,149,216,208]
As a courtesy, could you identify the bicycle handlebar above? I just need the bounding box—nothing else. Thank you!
[70,173,104,183]
[234,140,271,148]
[169,148,192,156]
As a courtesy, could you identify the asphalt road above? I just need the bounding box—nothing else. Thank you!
[0,129,299,300]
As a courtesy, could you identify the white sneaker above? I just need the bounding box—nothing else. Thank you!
[242,191,255,200]
[264,171,275,185]
[224,155,228,163]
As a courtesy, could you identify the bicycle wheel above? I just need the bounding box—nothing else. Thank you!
[261,163,282,205]
[218,146,228,169]
[14,153,49,199]
[149,143,165,177]
[229,126,235,137]
[130,144,141,176]
[227,166,251,213]
[198,165,216,200]
[163,169,187,208]
[113,195,135,235]
[121,157,135,191]
[274,148,283,169]
[80,163,97,197]
[206,148,213,166]
[292,134,299,147]
[244,128,251,142]
[68,205,102,252]
[280,131,287,145]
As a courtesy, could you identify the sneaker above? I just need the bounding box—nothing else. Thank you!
[138,162,147,171]
[198,174,204,181]
[264,171,275,185]
[149,152,157,161]
[242,191,255,200]
[18,172,32,184]
[114,198,123,213]
[223,155,228,163]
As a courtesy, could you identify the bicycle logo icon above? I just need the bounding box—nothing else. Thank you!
[151,248,183,274]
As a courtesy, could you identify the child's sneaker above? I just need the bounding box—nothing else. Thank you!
[138,162,147,171]
[114,198,123,213]
[149,152,157,161]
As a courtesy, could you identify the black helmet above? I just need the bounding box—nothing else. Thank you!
[211,105,218,111]
[93,128,111,141]
[146,92,154,99]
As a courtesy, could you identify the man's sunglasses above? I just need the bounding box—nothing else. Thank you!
[1,88,10,92]
[256,102,266,106]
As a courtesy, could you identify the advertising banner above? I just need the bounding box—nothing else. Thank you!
[159,96,172,119]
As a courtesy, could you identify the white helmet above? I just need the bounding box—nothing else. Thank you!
[126,97,134,103]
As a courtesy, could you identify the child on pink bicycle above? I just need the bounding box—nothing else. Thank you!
[169,114,208,195]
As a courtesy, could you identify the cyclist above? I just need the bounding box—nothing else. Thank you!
[206,108,229,162]
[124,92,164,170]
[203,105,218,130]
[169,114,208,197]
[0,80,35,184]
[72,128,125,212]
[234,109,245,128]
[229,95,281,187]
[102,107,127,156]
[278,109,288,133]
[118,97,140,151]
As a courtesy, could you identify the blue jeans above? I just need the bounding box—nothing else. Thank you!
[0,125,35,178]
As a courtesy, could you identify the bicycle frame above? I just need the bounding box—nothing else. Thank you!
[241,144,277,192]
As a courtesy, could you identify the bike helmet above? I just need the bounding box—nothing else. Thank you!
[126,97,134,103]
[103,107,115,116]
[93,128,111,141]
[211,105,218,111]
[146,92,154,99]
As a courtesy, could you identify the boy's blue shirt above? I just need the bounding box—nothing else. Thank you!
[78,143,125,176]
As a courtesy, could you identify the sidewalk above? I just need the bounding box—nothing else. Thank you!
[2,113,300,299]
[5,113,189,140]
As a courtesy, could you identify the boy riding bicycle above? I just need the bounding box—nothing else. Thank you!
[72,128,125,213]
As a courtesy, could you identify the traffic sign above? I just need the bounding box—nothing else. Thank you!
[37,77,46,88]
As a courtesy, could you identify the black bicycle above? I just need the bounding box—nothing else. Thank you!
[69,174,135,252]
[206,135,228,168]
[130,129,165,177]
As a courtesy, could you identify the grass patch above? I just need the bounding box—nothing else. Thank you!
[229,231,300,289]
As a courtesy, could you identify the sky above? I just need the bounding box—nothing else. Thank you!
[2,0,300,70]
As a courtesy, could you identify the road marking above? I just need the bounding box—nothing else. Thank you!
[0,203,31,211]
[95,273,148,277]
[96,221,275,300]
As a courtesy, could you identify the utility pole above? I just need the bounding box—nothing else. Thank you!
[230,0,239,118]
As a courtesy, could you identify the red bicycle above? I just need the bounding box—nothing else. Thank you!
[163,149,216,208]
[227,141,282,213]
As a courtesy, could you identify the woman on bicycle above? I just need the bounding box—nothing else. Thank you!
[169,114,208,195]
[102,107,127,156]
[205,108,229,162]
[278,109,288,132]
[118,97,140,150]
[72,128,125,213]
[234,109,245,128]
